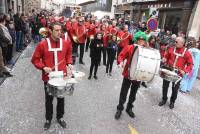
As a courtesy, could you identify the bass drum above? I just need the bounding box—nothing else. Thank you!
[129,45,161,82]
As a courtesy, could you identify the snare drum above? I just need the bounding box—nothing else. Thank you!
[129,45,161,82]
[47,78,76,98]
[159,68,182,83]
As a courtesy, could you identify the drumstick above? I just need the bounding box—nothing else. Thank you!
[51,59,65,70]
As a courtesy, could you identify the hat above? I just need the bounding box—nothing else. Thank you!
[133,31,148,42]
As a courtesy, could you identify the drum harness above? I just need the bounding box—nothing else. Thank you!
[46,38,75,96]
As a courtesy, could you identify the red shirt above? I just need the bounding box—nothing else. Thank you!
[31,36,72,82]
[117,31,132,48]
[164,47,193,76]
[108,25,118,35]
[71,23,87,44]
[117,45,135,78]
[87,23,96,37]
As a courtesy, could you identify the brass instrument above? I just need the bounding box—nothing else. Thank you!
[72,36,79,43]
[90,35,94,40]
[88,35,94,47]
[116,37,121,44]
[39,27,49,38]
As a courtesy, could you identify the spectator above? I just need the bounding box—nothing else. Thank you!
[0,13,13,77]
[5,14,15,65]
[14,13,22,52]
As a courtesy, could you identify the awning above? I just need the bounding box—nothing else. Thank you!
[78,0,97,6]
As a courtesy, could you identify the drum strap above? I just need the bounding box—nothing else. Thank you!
[64,32,68,41]
[46,38,63,71]
[173,47,187,68]
[128,45,138,79]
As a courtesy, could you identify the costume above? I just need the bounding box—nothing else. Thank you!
[180,48,200,92]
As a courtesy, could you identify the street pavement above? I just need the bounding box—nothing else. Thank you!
[0,42,200,134]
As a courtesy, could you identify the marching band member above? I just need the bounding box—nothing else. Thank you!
[158,36,193,109]
[115,31,148,120]
[88,32,104,80]
[71,17,87,65]
[117,24,133,56]
[31,22,72,130]
[85,18,96,52]
[108,20,118,36]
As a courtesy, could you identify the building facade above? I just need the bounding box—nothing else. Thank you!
[80,0,112,13]
[114,0,200,38]
[0,0,20,14]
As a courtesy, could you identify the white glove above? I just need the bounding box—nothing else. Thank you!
[68,64,73,70]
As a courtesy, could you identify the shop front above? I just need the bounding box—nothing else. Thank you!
[132,0,196,34]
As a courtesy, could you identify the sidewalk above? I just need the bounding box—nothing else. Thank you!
[0,42,34,85]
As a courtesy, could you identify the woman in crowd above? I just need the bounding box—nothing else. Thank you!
[106,35,117,76]
[88,33,104,80]
[180,37,200,93]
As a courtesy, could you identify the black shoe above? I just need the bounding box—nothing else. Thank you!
[88,75,91,80]
[169,102,174,109]
[180,90,187,94]
[115,110,122,120]
[0,74,4,77]
[44,120,51,130]
[94,75,98,80]
[57,118,66,128]
[141,82,147,88]
[126,109,135,118]
[158,100,167,106]
[3,72,13,77]
[109,73,112,76]
[79,61,85,65]
[16,49,22,52]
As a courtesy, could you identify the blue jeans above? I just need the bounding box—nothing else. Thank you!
[16,31,22,50]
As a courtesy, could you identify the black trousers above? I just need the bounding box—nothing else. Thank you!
[73,43,85,63]
[102,47,107,65]
[89,58,99,76]
[117,47,123,58]
[85,37,90,52]
[6,45,13,62]
[162,79,180,103]
[106,54,115,73]
[117,78,140,111]
[1,47,8,64]
[44,82,64,121]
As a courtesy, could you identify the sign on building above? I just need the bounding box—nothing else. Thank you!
[149,7,159,18]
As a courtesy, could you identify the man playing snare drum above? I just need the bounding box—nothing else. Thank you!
[115,31,148,120]
[31,22,72,130]
[158,36,193,109]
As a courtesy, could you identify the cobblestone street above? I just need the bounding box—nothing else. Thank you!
[0,43,200,134]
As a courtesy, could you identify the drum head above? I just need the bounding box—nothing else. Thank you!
[160,69,178,76]
[72,71,85,78]
[48,78,67,87]
[64,78,78,84]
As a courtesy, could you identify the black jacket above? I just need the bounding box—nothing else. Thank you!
[90,37,103,60]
